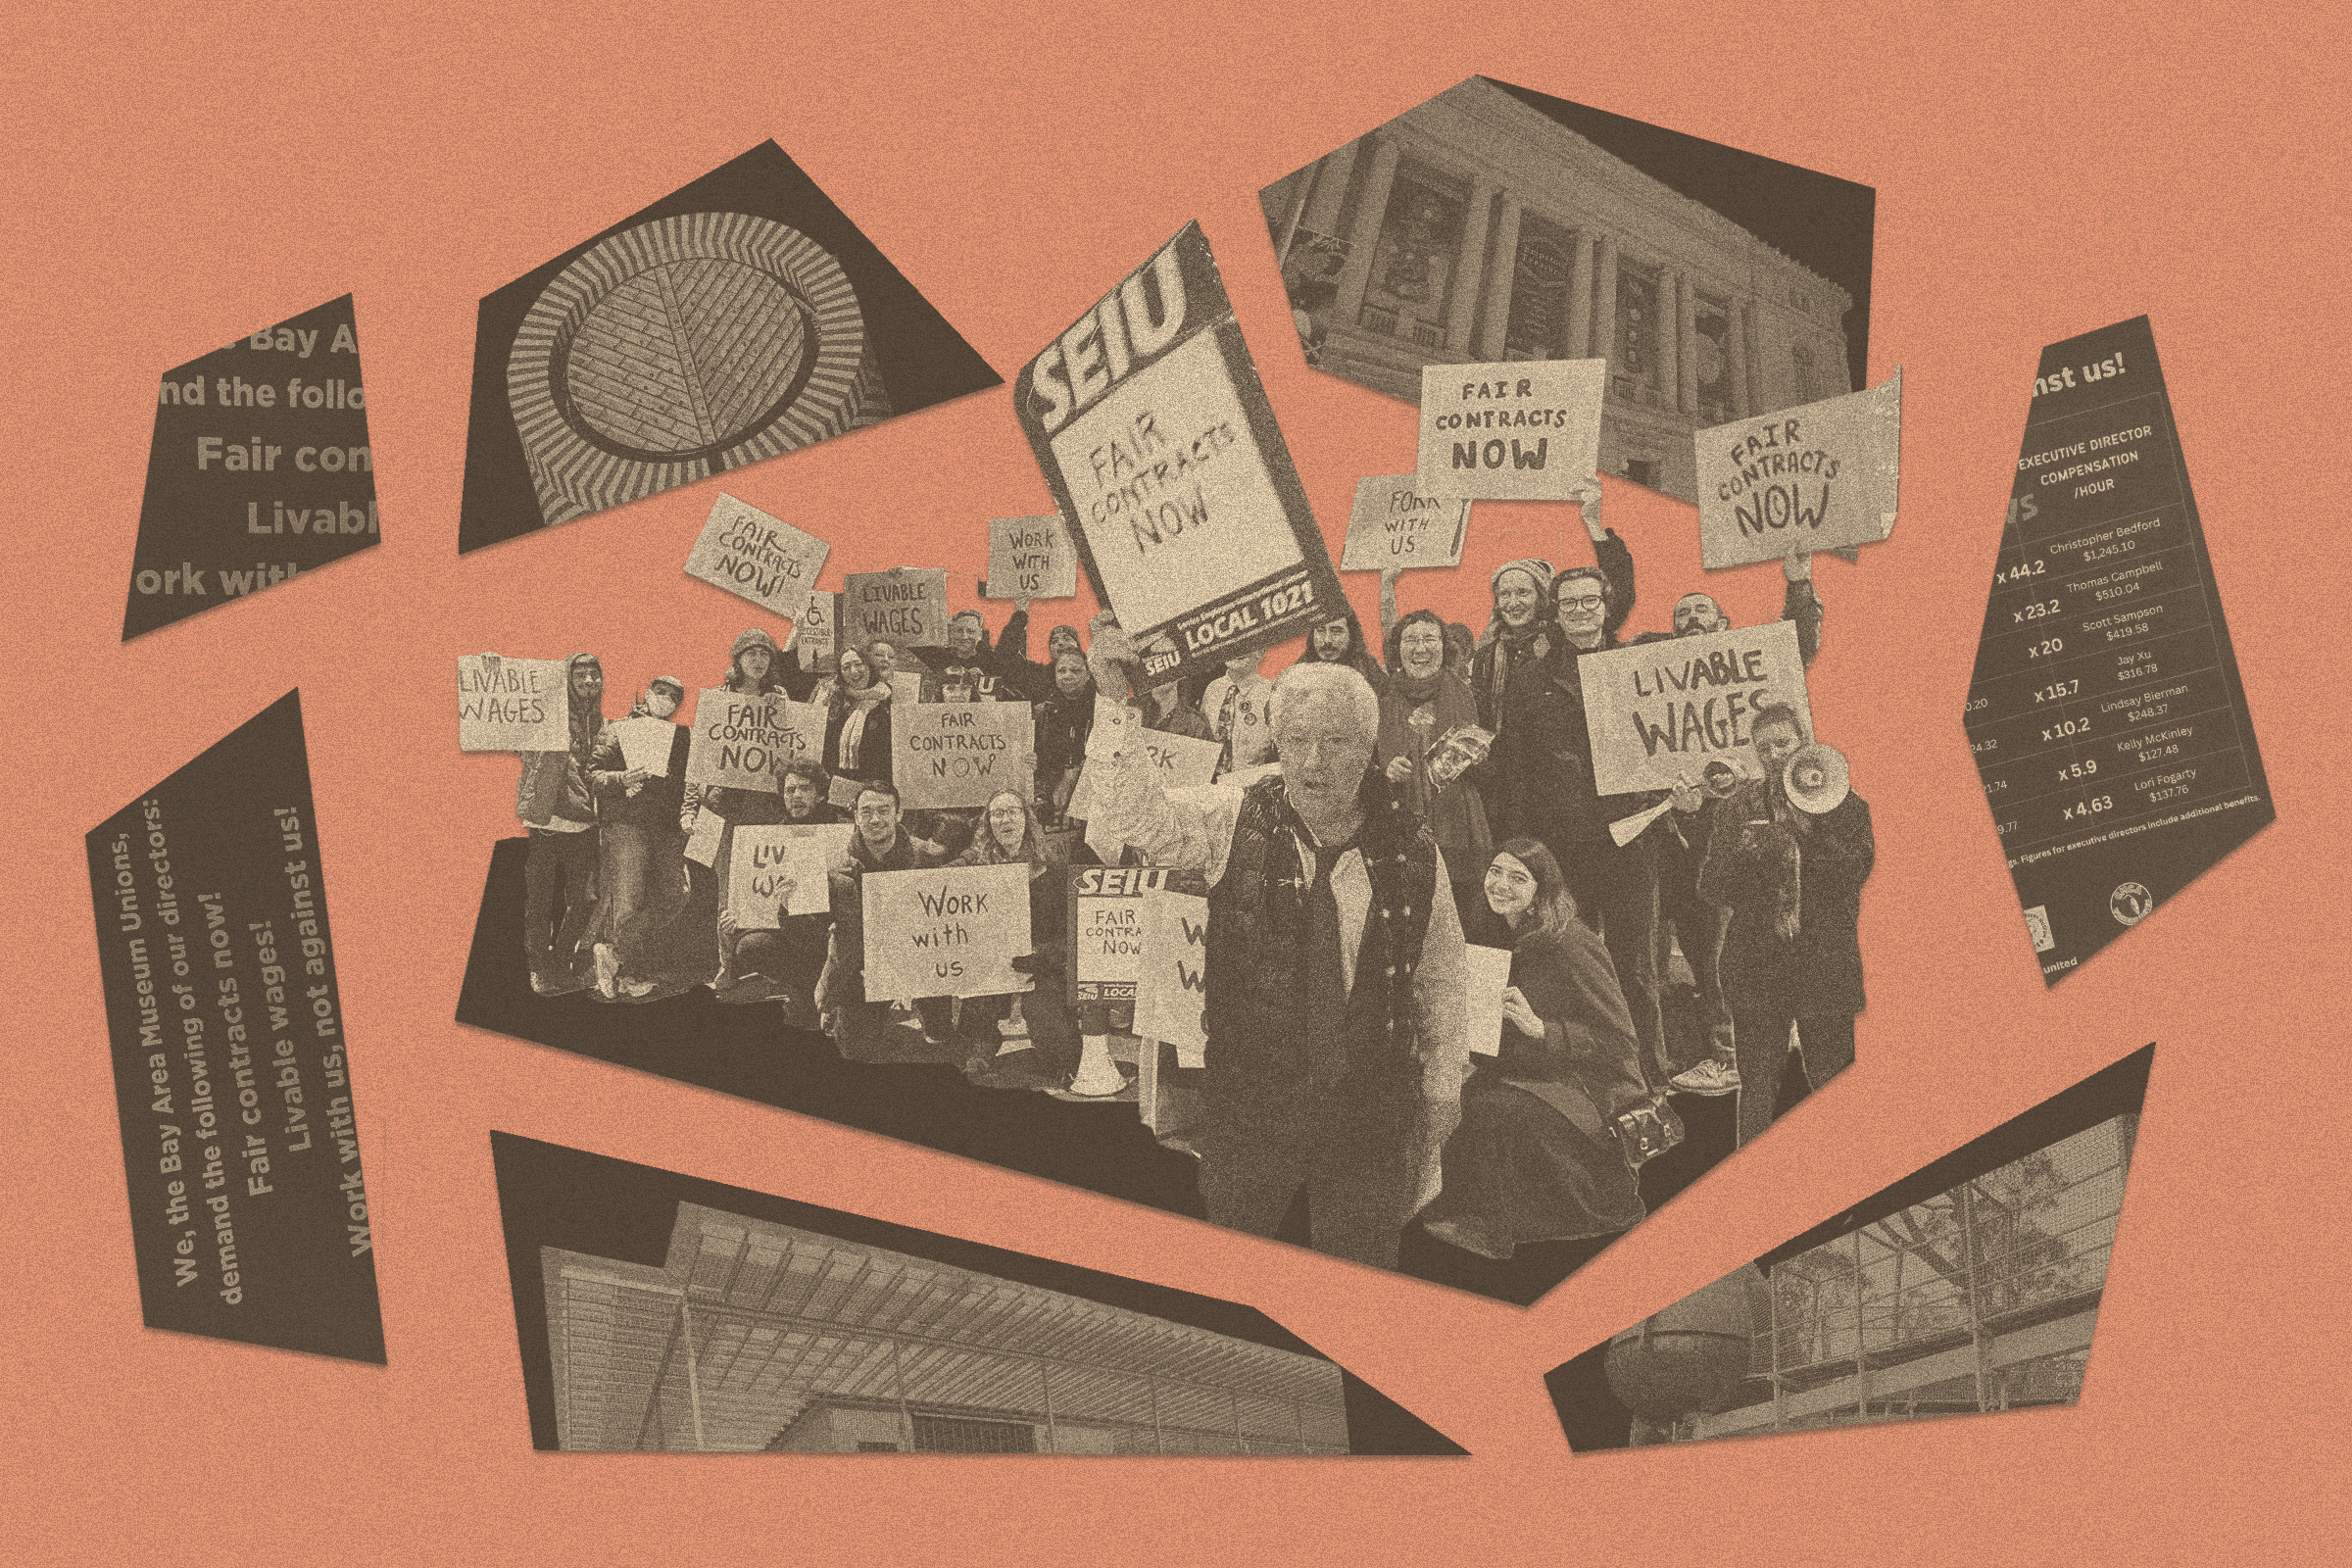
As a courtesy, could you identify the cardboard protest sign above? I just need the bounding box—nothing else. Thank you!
[729,822,854,923]
[1416,360,1604,502]
[607,715,678,776]
[1015,220,1345,688]
[886,669,925,710]
[1338,474,1469,571]
[458,654,568,752]
[796,590,842,672]
[893,702,1035,809]
[844,566,949,651]
[985,514,1078,600]
[1134,887,1208,1061]
[1462,945,1513,1057]
[682,492,830,621]
[825,774,867,811]
[1068,864,1192,1006]
[683,808,724,868]
[861,862,1031,1001]
[683,689,827,793]
[1696,370,1902,567]
[1578,620,1812,796]
[1067,731,1222,858]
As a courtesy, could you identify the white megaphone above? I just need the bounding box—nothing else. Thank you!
[1783,743,1851,814]
[1068,1032,1127,1097]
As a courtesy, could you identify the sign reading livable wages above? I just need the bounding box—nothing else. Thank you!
[1578,620,1813,796]
[1695,370,1901,567]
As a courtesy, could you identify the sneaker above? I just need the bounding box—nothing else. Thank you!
[593,944,619,1001]
[530,970,589,998]
[618,975,657,999]
[1670,1058,1741,1097]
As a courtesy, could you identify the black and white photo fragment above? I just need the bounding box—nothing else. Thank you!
[492,1134,1465,1455]
[84,691,384,1362]
[1968,318,2272,983]
[1257,76,1874,506]
[1546,1045,2149,1450]
[1014,220,1346,689]
[127,294,378,640]
[457,142,1001,553]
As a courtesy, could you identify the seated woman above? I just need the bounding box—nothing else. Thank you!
[948,789,1079,1090]
[1419,839,1649,1261]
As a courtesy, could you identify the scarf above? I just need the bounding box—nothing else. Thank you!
[836,680,889,769]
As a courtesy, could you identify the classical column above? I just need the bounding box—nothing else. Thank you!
[1565,231,1595,359]
[1476,192,1522,360]
[1591,236,1618,370]
[1446,177,1494,355]
[1726,296,1751,418]
[1678,275,1700,415]
[1299,139,1358,243]
[1333,135,1400,326]
[1654,268,1678,409]
[1742,301,1766,414]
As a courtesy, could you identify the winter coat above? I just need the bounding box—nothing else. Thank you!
[1695,787,1873,1015]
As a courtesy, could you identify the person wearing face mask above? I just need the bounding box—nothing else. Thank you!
[1033,649,1096,826]
[586,676,691,1000]
[713,759,845,1021]
[517,653,608,996]
[1201,648,1277,777]
[1378,609,1491,935]
[1629,553,1825,1099]
[914,597,1031,703]
[1692,703,1873,1149]
[1297,605,1389,695]
[948,789,1079,1089]
[1082,614,1471,1272]
[1418,841,1648,1262]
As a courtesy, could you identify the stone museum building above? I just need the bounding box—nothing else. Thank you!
[1262,77,1855,504]
[541,1202,1350,1453]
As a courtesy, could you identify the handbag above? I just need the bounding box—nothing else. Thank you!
[1612,1091,1687,1170]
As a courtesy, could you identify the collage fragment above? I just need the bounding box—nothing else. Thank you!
[86,77,2271,1482]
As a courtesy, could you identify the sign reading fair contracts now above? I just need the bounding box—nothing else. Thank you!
[844,566,949,650]
[1579,620,1813,796]
[892,702,1035,809]
[457,653,568,751]
[1338,474,1469,570]
[1416,360,1604,502]
[1015,220,1343,687]
[985,514,1078,600]
[684,689,827,793]
[862,862,1031,1001]
[1696,371,1902,568]
[682,493,829,622]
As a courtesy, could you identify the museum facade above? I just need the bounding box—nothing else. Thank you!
[1262,77,1855,504]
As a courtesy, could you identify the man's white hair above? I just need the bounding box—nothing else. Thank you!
[1270,661,1380,741]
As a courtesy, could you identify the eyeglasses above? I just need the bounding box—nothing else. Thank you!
[1558,594,1604,612]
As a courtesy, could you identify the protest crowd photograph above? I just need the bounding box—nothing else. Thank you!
[466,471,1874,1282]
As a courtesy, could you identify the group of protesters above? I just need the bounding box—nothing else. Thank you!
[510,482,1872,1272]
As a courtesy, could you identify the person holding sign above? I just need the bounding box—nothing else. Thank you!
[1418,841,1648,1262]
[1006,621,1087,705]
[1470,516,1670,1095]
[1202,649,1276,777]
[517,653,606,997]
[1377,610,1491,935]
[1690,704,1874,1149]
[1628,553,1825,1100]
[713,759,845,1015]
[1084,615,1471,1272]
[913,602,1031,704]
[820,645,894,793]
[948,789,1078,1089]
[1032,650,1096,827]
[684,629,804,980]
[585,675,689,1000]
[818,779,954,1057]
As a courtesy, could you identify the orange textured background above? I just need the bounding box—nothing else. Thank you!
[6,3,2345,1562]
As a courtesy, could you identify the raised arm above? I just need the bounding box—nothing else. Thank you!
[1784,552,1824,667]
